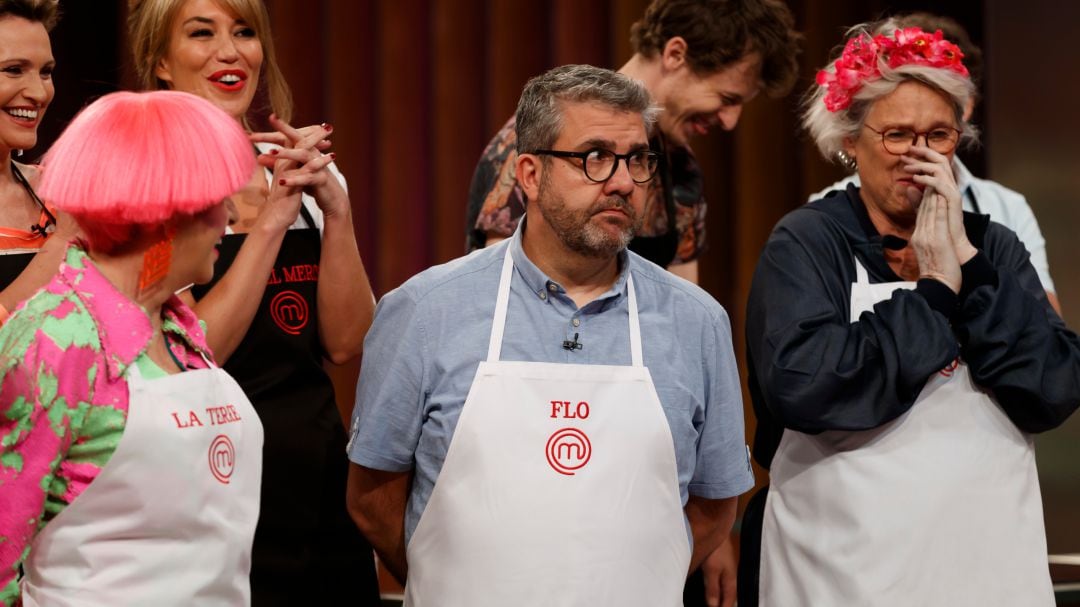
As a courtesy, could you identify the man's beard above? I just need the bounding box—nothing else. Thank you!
[535,177,642,259]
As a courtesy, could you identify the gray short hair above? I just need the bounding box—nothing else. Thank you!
[802,20,979,166]
[515,64,660,154]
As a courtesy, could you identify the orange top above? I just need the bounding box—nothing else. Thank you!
[0,209,51,254]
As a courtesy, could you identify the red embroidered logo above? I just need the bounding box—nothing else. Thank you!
[939,357,961,378]
[208,434,235,484]
[270,290,308,335]
[545,428,592,476]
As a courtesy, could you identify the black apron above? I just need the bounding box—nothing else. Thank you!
[0,250,34,291]
[192,205,380,606]
[0,163,55,290]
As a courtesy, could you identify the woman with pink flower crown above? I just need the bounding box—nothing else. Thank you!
[740,19,1080,607]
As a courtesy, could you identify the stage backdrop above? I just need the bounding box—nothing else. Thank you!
[31,0,1078,559]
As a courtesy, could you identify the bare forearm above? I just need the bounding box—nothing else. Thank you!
[346,464,410,584]
[685,495,737,573]
[195,223,288,361]
[317,209,374,364]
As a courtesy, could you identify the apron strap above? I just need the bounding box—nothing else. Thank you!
[195,348,215,369]
[627,273,643,367]
[963,185,981,214]
[853,256,870,286]
[298,202,318,230]
[126,360,144,381]
[486,246,516,362]
[11,162,56,236]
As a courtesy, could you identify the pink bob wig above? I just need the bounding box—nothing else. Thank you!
[38,90,254,226]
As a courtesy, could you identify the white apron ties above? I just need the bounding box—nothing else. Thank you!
[758,257,1052,606]
[403,246,691,607]
[22,352,263,606]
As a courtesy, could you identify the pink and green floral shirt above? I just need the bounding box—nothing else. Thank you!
[0,245,213,605]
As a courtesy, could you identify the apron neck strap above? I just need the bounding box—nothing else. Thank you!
[626,272,643,367]
[486,247,516,362]
[195,348,215,368]
[487,246,644,367]
[853,256,870,286]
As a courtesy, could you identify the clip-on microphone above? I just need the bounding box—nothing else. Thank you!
[562,333,583,351]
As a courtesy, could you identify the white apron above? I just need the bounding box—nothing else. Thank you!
[759,258,1052,606]
[403,247,691,607]
[22,353,263,606]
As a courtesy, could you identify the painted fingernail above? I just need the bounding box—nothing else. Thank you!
[323,123,333,133]
[329,152,337,160]
[269,149,279,155]
[279,179,287,186]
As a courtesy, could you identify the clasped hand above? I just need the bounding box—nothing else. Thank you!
[905,145,977,294]
[250,115,349,227]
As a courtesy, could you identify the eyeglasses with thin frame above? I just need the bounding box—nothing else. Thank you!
[531,148,660,184]
[863,124,962,156]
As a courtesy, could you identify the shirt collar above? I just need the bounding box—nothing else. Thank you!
[952,156,974,195]
[57,244,214,381]
[509,215,631,306]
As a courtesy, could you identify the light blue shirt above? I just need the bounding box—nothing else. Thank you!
[348,222,753,543]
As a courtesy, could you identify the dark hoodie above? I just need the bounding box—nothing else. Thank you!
[746,184,1080,470]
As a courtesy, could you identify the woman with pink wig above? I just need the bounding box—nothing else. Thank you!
[0,90,266,605]
[126,1,379,604]
[0,0,76,325]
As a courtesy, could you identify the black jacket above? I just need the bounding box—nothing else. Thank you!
[746,185,1080,469]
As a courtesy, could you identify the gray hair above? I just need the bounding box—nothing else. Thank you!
[802,20,979,167]
[515,64,660,154]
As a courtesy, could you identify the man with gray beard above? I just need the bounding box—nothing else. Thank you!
[346,64,753,606]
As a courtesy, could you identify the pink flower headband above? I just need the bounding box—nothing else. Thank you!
[816,27,969,112]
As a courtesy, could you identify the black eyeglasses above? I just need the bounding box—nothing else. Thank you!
[532,148,660,184]
[864,124,962,155]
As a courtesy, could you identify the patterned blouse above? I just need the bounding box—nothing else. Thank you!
[465,116,708,265]
[0,245,213,605]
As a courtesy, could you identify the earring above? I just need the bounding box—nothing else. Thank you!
[138,230,175,293]
[836,150,857,172]
[15,149,23,158]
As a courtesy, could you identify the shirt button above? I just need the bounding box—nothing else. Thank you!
[572,318,580,327]
[547,283,558,292]
[539,291,547,300]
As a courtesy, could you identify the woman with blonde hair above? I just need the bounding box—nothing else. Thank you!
[126,0,379,603]
[0,89,263,606]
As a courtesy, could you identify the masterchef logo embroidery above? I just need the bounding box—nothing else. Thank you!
[208,435,236,484]
[546,428,592,476]
[270,290,308,335]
